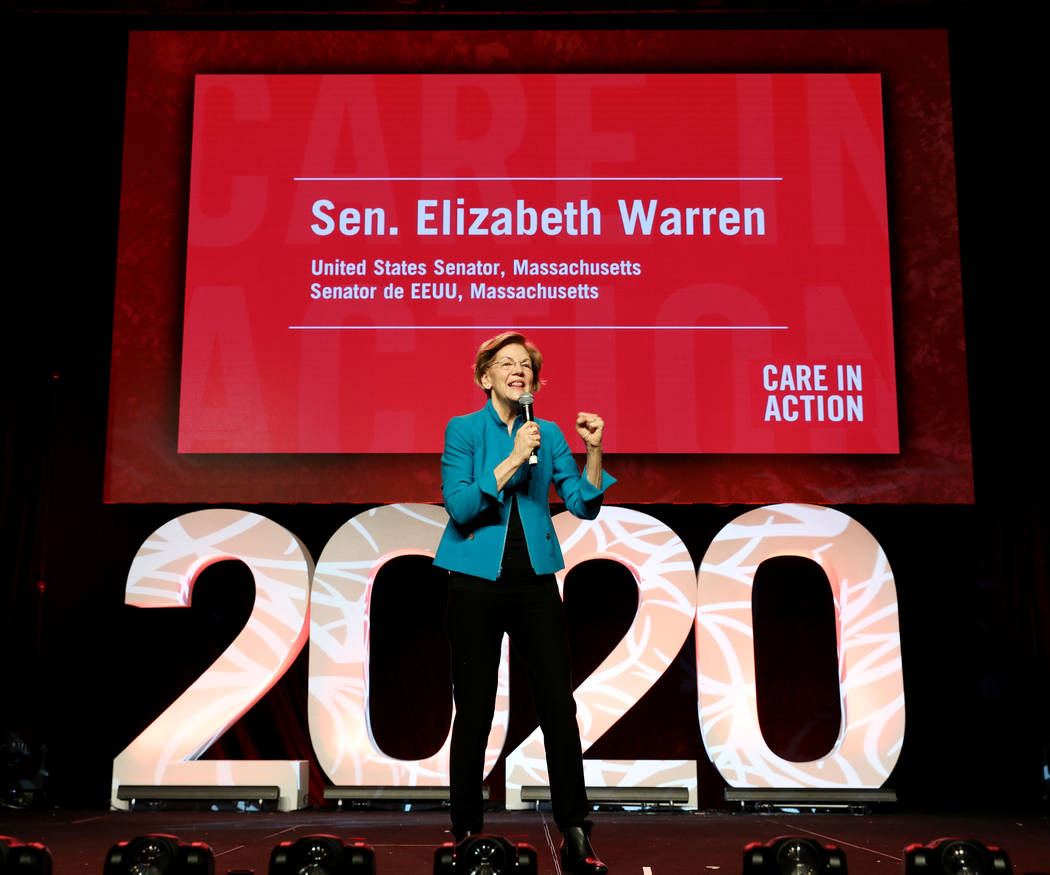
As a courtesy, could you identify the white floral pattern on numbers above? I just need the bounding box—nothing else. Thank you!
[309,503,510,786]
[696,503,905,787]
[111,509,312,811]
[505,506,698,808]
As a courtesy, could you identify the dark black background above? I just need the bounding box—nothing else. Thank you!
[4,1,1045,812]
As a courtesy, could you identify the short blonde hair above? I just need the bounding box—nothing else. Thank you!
[472,331,543,395]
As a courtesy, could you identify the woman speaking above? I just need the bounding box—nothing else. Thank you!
[434,331,614,875]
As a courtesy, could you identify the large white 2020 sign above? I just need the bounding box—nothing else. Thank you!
[111,503,905,810]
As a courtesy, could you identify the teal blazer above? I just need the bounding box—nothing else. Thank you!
[434,399,616,581]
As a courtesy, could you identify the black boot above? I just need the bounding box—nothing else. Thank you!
[559,823,608,875]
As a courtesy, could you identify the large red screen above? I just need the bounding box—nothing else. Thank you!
[180,73,896,455]
[106,29,971,503]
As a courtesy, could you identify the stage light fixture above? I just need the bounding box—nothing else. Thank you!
[433,834,538,875]
[743,836,847,875]
[102,834,214,875]
[1,836,53,874]
[268,834,376,875]
[904,838,1011,875]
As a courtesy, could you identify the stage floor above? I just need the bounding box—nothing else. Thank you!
[1,809,1047,873]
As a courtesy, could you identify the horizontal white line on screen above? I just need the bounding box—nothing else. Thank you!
[293,176,783,182]
[288,324,789,330]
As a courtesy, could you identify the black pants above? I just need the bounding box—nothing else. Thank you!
[446,574,588,836]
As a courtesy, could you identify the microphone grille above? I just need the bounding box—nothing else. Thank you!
[518,392,535,405]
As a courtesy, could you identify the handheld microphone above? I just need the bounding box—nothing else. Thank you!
[518,392,538,465]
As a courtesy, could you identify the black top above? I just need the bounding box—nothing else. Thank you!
[448,492,555,592]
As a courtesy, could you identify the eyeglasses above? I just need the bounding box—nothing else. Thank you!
[490,358,534,372]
